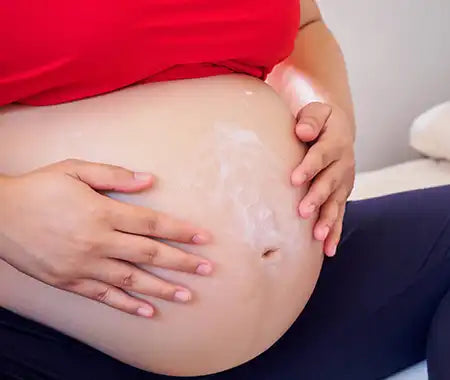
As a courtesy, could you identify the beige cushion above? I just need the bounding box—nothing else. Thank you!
[410,101,450,160]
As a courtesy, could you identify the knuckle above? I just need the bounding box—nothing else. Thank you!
[77,235,101,255]
[58,278,80,290]
[314,189,329,205]
[44,260,63,278]
[46,274,65,288]
[329,177,338,191]
[330,221,342,236]
[324,217,337,228]
[306,163,319,179]
[328,213,338,225]
[145,245,159,264]
[54,264,74,281]
[146,214,159,234]
[334,196,346,208]
[45,261,76,284]
[94,286,112,303]
[302,169,312,181]
[85,202,108,222]
[120,272,135,288]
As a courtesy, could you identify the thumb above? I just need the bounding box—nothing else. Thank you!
[62,159,154,192]
[295,102,332,142]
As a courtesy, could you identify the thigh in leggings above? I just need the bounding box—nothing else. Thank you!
[1,186,450,380]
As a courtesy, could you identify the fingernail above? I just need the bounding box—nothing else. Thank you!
[137,306,154,318]
[292,173,308,186]
[196,262,213,276]
[192,233,210,244]
[174,289,192,303]
[134,172,153,182]
[327,245,337,257]
[297,123,314,135]
[317,226,330,241]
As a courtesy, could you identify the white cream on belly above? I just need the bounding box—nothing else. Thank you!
[211,122,286,253]
[0,75,322,377]
[109,119,302,262]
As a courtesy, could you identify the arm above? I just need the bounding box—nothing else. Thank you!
[268,0,356,257]
[267,0,355,133]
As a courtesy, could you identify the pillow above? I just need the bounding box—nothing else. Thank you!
[410,101,450,160]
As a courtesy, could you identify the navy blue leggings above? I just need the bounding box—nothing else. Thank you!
[1,186,450,380]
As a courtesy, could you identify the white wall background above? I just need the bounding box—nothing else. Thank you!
[317,0,450,171]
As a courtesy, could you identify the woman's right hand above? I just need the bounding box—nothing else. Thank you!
[0,159,213,318]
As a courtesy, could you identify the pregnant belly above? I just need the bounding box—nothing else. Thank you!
[0,74,323,376]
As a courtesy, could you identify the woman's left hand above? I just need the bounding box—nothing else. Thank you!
[291,102,356,257]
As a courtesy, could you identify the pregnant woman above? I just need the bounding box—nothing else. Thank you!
[1,1,450,380]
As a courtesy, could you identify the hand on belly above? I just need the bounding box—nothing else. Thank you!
[0,74,324,376]
[0,159,215,317]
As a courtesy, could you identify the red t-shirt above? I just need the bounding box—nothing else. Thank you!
[0,1,299,106]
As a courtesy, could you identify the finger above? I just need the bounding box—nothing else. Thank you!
[324,194,347,257]
[65,279,155,318]
[106,232,213,275]
[312,197,340,242]
[295,102,332,142]
[291,139,340,186]
[86,260,193,303]
[298,161,342,218]
[107,198,211,244]
[61,159,154,192]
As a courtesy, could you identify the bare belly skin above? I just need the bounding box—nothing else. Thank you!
[0,74,323,376]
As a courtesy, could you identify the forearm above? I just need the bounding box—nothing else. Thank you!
[267,20,355,136]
